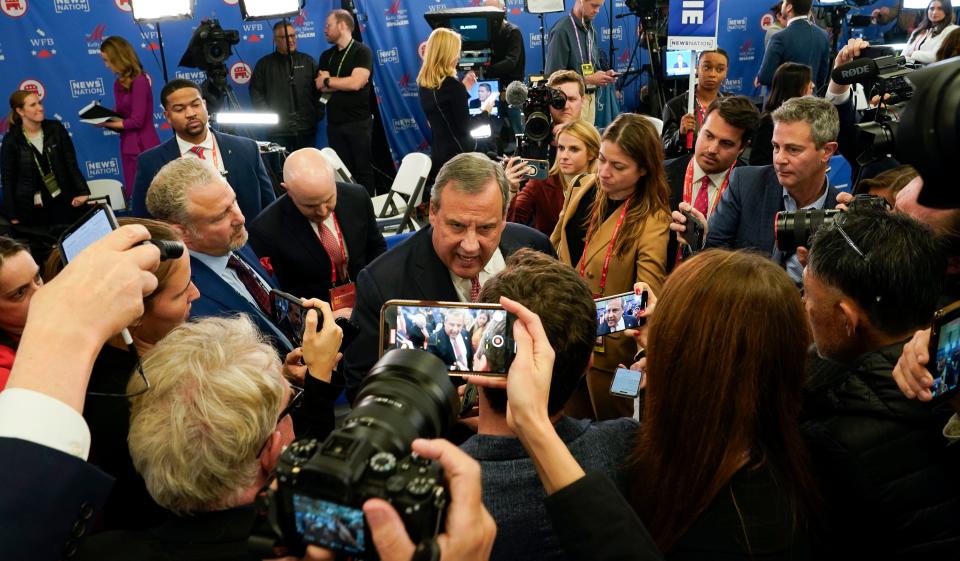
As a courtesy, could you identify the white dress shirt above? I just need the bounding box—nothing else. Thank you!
[176,130,226,175]
[449,248,506,303]
[0,389,91,460]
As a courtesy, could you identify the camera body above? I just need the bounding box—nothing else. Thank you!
[250,350,459,559]
[521,82,567,144]
[263,437,446,557]
[774,194,889,254]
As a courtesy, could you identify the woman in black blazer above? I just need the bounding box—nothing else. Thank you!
[1,90,89,228]
[417,28,476,184]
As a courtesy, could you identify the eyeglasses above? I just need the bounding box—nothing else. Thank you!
[256,384,304,458]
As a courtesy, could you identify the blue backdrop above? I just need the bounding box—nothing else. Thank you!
[0,0,893,179]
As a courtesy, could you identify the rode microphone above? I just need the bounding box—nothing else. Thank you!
[831,58,879,85]
[505,80,528,107]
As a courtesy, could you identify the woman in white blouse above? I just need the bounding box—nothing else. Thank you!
[903,0,958,64]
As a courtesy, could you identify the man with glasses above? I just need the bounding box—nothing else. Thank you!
[77,310,343,560]
[800,208,960,559]
[249,21,322,153]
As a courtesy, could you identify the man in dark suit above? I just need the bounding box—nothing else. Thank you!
[145,157,292,354]
[597,296,638,336]
[248,148,386,313]
[344,152,555,398]
[757,0,831,90]
[427,309,474,371]
[677,96,842,285]
[131,79,276,221]
[664,96,760,271]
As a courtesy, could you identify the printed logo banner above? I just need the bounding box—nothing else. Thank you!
[667,0,720,50]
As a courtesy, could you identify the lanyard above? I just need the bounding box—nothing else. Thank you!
[682,158,733,216]
[23,130,50,174]
[183,134,222,174]
[335,40,354,78]
[317,213,349,284]
[694,96,706,129]
[578,198,630,296]
[568,15,593,66]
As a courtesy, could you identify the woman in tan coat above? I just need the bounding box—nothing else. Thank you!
[551,113,671,420]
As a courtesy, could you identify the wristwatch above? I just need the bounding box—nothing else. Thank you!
[323,77,331,89]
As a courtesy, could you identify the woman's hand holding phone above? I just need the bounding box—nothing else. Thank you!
[301,298,343,384]
[626,282,657,349]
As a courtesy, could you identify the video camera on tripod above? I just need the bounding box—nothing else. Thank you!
[179,19,240,113]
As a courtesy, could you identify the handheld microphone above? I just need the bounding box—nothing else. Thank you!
[505,80,528,107]
[831,58,879,85]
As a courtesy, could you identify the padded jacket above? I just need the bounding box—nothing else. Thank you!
[801,343,960,560]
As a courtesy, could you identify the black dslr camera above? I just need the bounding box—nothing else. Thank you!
[774,194,889,254]
[521,82,567,144]
[249,350,459,559]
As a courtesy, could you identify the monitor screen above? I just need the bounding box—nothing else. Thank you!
[452,17,489,44]
[665,50,694,77]
[468,80,500,116]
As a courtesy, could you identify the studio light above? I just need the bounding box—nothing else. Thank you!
[214,112,279,125]
[129,0,195,22]
[470,124,493,139]
[239,0,303,21]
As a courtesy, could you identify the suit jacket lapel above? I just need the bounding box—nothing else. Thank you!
[284,196,332,272]
[190,255,261,314]
[412,227,458,301]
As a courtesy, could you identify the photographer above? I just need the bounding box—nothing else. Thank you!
[800,208,960,559]
[77,302,342,560]
[0,226,161,560]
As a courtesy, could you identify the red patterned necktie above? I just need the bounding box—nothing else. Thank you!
[318,220,345,281]
[693,175,710,217]
[190,146,206,159]
[227,254,271,315]
[469,277,481,303]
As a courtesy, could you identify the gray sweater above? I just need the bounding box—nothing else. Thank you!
[460,416,637,561]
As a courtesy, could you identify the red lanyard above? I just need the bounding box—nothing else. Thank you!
[681,158,733,216]
[318,213,349,284]
[578,198,630,296]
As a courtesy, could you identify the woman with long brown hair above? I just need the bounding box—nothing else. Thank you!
[97,36,161,199]
[903,0,958,65]
[551,112,670,420]
[629,249,819,557]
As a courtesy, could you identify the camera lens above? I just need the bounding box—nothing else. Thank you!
[775,209,840,254]
[524,111,551,142]
[344,350,459,457]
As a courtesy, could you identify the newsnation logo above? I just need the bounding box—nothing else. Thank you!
[70,78,105,98]
[378,47,400,65]
[86,158,120,178]
[391,117,417,133]
[727,17,748,32]
[54,0,89,13]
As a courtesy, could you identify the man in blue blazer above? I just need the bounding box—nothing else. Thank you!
[692,96,842,284]
[344,153,555,398]
[145,157,292,354]
[757,0,831,91]
[131,79,276,221]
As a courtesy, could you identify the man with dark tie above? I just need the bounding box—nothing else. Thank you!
[427,310,474,371]
[249,148,385,317]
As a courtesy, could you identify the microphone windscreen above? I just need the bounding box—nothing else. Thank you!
[505,81,528,107]
[831,58,879,86]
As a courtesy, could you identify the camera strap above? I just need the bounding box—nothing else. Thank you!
[578,197,630,296]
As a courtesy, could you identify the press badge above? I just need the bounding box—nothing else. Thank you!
[581,63,595,76]
[319,93,331,105]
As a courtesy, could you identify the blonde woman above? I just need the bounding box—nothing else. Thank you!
[507,119,601,236]
[417,28,477,182]
[98,35,161,198]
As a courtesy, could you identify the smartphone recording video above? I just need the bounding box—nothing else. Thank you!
[59,203,118,264]
[609,366,643,398]
[379,300,516,376]
[595,291,647,337]
[929,301,960,401]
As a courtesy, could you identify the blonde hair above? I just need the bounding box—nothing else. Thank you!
[146,157,224,226]
[127,316,284,514]
[417,28,461,90]
[100,36,144,86]
[550,119,601,178]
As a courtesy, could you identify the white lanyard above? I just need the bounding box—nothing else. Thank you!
[569,15,593,66]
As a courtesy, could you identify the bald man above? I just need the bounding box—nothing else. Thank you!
[248,148,385,316]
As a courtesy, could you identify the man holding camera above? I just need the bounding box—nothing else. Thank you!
[249,22,322,153]
[672,96,842,284]
[801,208,960,559]
[545,0,617,126]
[664,95,760,271]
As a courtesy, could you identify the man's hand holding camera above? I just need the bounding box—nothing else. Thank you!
[670,202,708,248]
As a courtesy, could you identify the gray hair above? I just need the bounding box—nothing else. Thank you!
[146,157,226,225]
[771,96,839,149]
[431,152,509,216]
[127,315,285,514]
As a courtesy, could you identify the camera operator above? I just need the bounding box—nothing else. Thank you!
[76,303,342,561]
[0,226,160,560]
[672,96,842,285]
[800,208,960,559]
[249,22,321,153]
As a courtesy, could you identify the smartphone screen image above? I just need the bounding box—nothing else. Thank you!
[595,291,647,337]
[59,204,117,263]
[293,494,365,554]
[271,290,308,348]
[931,314,960,400]
[610,367,643,398]
[380,301,515,376]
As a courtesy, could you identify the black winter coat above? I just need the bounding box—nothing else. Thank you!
[1,119,89,224]
[801,343,960,560]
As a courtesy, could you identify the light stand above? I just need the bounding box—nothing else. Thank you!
[525,0,565,74]
[129,0,196,83]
